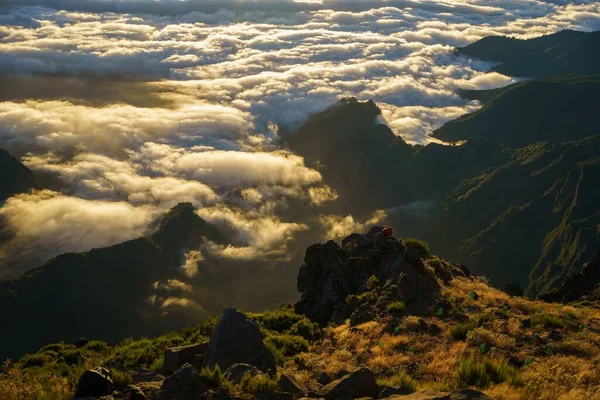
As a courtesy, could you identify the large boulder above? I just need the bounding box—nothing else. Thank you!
[295,227,441,325]
[74,367,114,398]
[204,308,277,375]
[321,367,378,399]
[163,342,209,374]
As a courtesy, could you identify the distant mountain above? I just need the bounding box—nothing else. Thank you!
[286,98,413,213]
[539,255,600,304]
[0,148,43,201]
[433,75,600,147]
[287,98,507,213]
[457,30,600,78]
[434,135,600,296]
[0,203,229,362]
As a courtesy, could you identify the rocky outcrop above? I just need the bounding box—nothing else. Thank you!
[163,342,209,374]
[204,308,277,375]
[539,256,600,303]
[321,367,378,399]
[295,227,441,326]
[74,367,114,398]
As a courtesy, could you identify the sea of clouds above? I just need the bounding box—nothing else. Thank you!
[1,0,599,281]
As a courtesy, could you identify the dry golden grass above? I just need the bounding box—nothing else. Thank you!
[281,277,600,399]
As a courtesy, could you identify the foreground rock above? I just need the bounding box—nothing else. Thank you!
[295,227,444,325]
[321,367,378,399]
[156,363,207,400]
[74,367,113,398]
[204,308,277,375]
[163,342,209,374]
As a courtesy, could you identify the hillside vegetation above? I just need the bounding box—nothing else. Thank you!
[2,232,600,400]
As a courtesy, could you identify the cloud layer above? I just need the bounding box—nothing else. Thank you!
[1,0,599,274]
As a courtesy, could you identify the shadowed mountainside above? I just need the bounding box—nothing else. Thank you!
[3,228,600,400]
[0,203,231,362]
[0,148,43,201]
[457,29,600,78]
[433,75,600,147]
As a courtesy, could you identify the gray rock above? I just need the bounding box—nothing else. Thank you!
[157,363,206,400]
[321,367,378,399]
[225,363,262,384]
[278,372,308,395]
[74,367,114,398]
[204,308,277,375]
[379,384,414,397]
[163,342,209,374]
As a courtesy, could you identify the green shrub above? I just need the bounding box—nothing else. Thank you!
[366,275,380,291]
[85,340,109,353]
[265,334,309,356]
[200,365,230,387]
[288,319,322,341]
[264,341,284,366]
[239,372,278,394]
[456,356,522,388]
[404,238,431,259]
[387,301,406,315]
[112,369,132,387]
[249,309,304,333]
[451,322,475,341]
[20,353,54,369]
[355,290,377,304]
[377,370,417,391]
[57,349,82,366]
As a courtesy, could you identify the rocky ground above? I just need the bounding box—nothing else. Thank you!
[2,228,600,400]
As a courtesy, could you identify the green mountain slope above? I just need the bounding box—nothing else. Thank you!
[432,75,600,147]
[438,136,600,296]
[457,30,600,78]
[0,203,228,362]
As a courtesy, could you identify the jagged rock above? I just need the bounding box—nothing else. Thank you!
[278,372,308,395]
[74,338,89,348]
[225,363,262,384]
[163,342,209,374]
[204,308,277,375]
[295,228,441,326]
[321,367,378,399]
[74,367,114,398]
[157,363,207,400]
[503,283,524,297]
[379,384,415,397]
